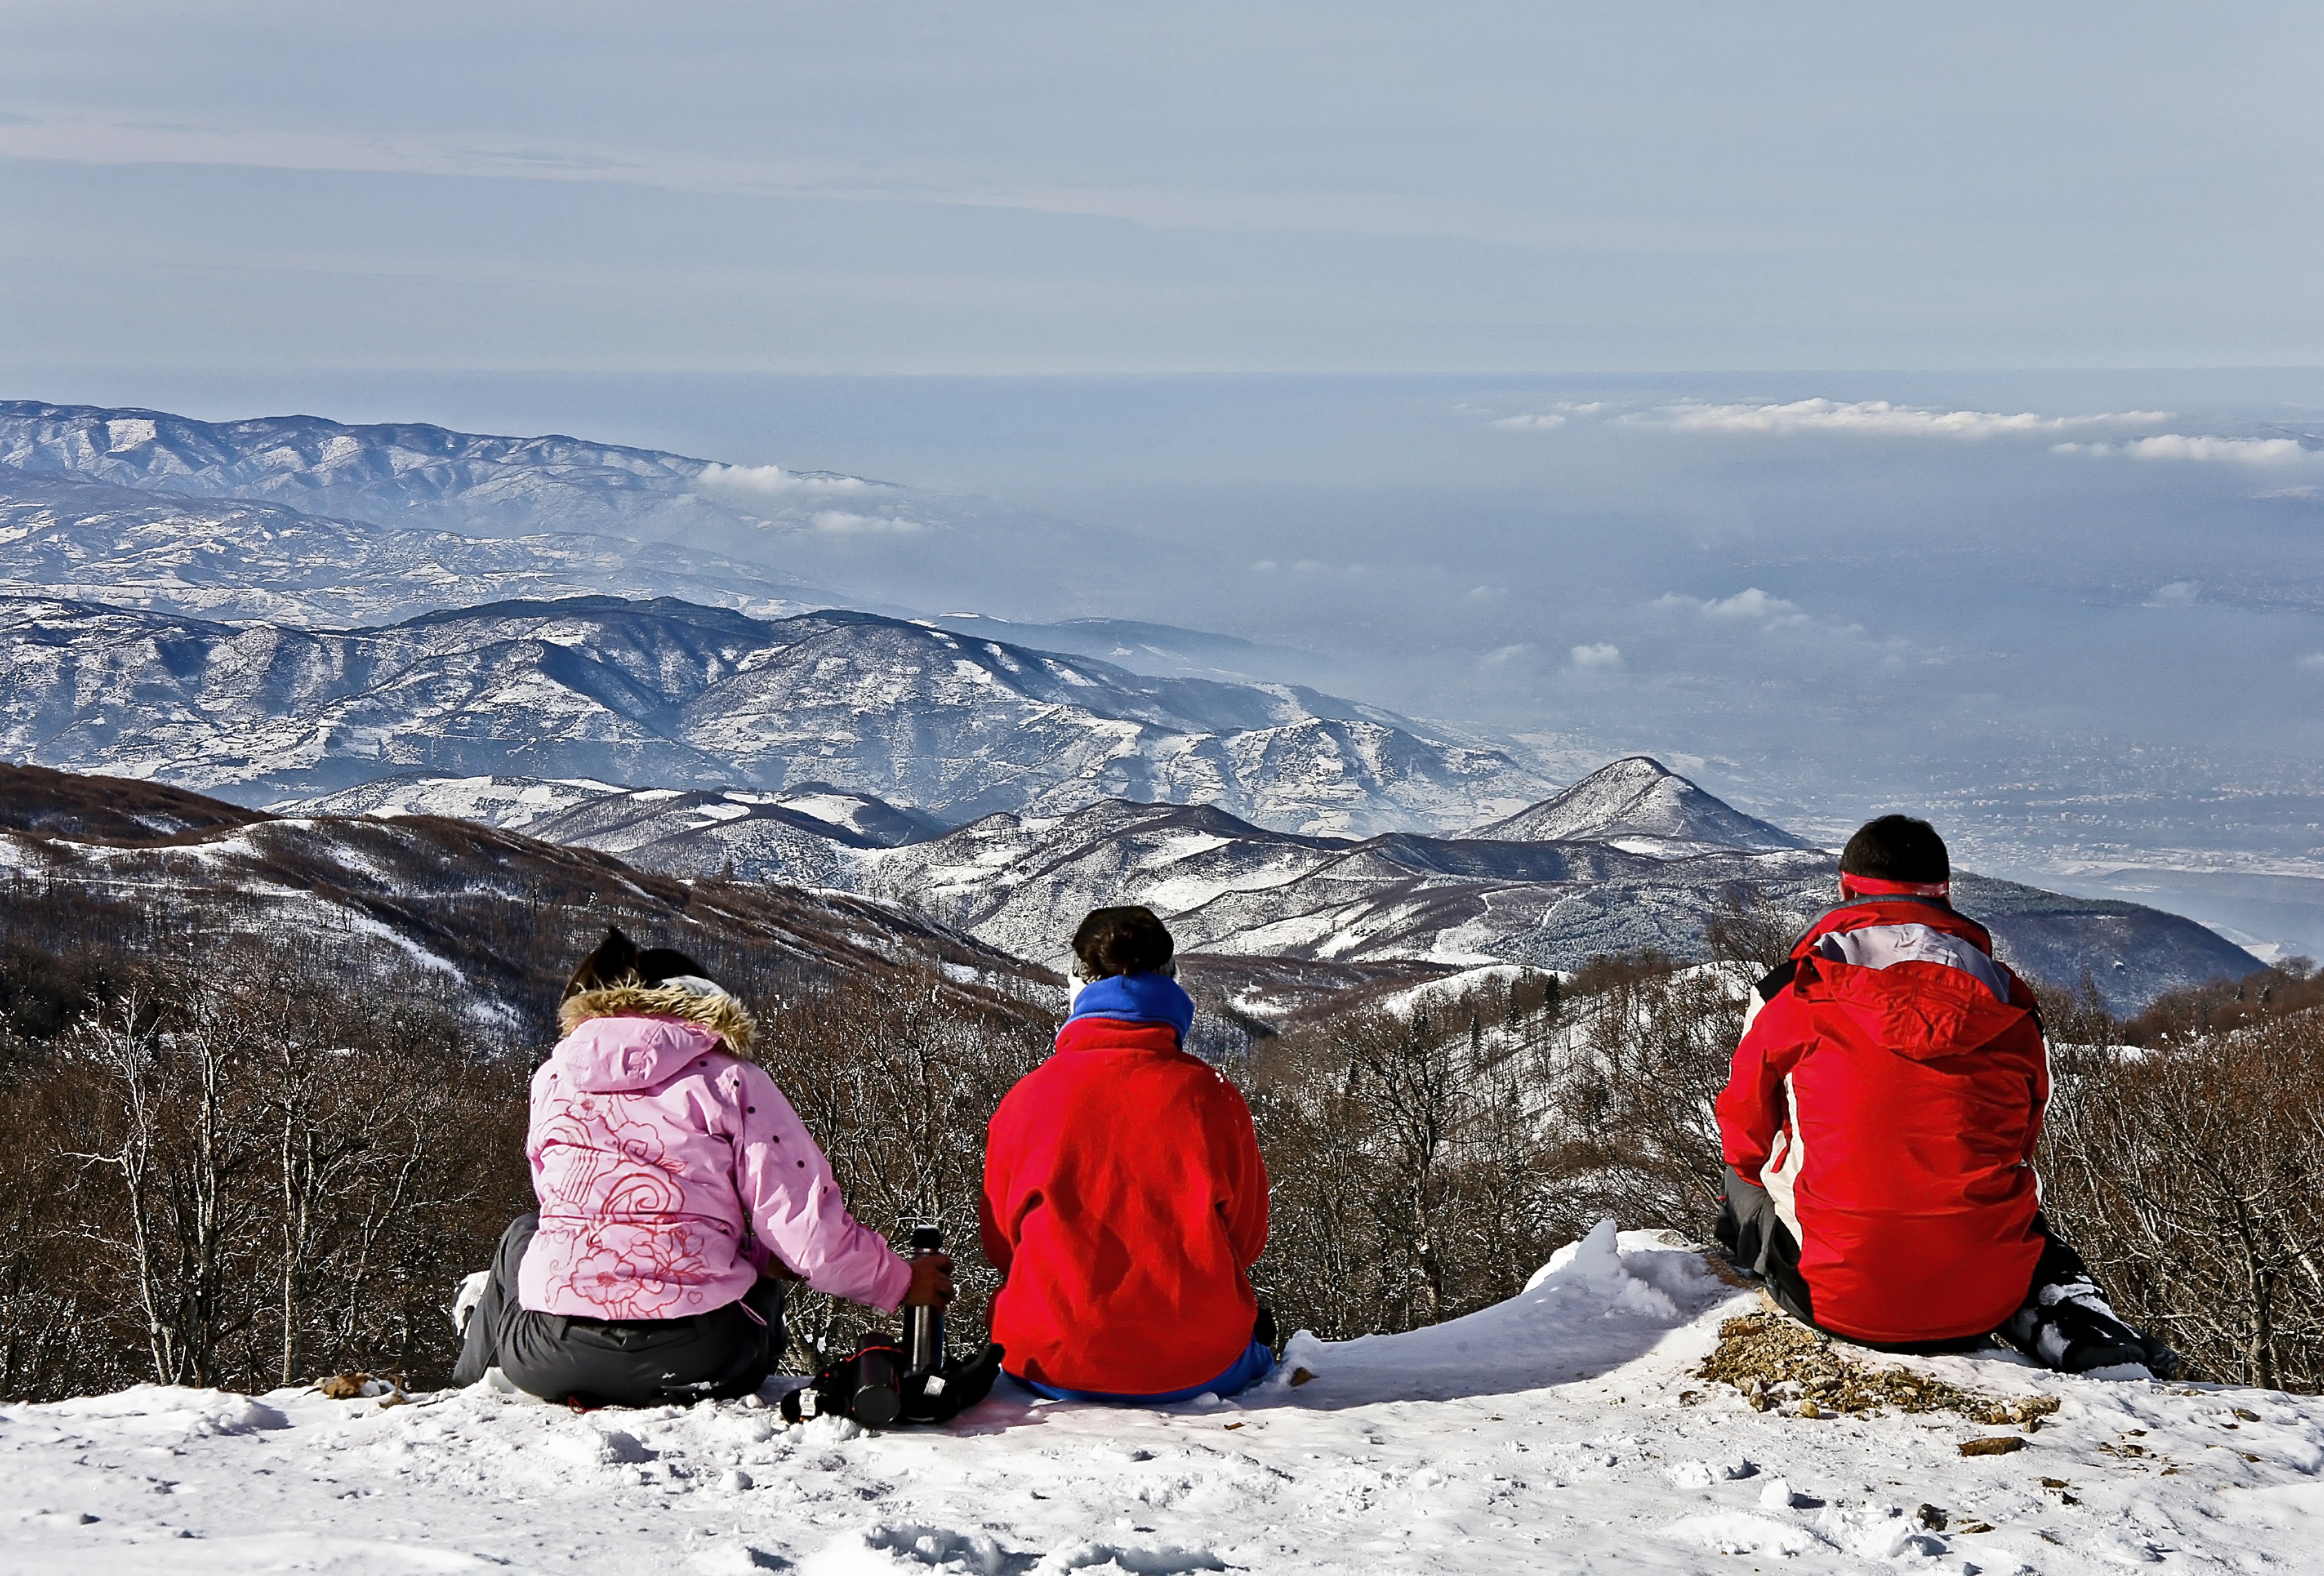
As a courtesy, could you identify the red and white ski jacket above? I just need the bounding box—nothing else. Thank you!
[1715,897,2051,1344]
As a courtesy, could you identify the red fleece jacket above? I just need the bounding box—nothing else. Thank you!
[979,1018,1269,1395]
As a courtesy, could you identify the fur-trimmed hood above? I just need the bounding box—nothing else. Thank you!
[557,982,756,1060]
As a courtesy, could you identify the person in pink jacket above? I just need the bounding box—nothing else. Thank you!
[453,928,952,1406]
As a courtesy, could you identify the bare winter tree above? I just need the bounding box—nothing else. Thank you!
[65,982,267,1388]
[1537,957,1741,1238]
[1248,972,1568,1341]
[751,968,1053,1368]
[2042,1012,2324,1391]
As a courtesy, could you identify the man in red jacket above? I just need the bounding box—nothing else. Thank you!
[1716,815,2176,1377]
[981,905,1275,1401]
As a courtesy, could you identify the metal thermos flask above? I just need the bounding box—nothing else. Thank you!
[850,1339,901,1426]
[903,1225,945,1376]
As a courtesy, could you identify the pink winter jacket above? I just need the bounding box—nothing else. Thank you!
[517,1013,911,1320]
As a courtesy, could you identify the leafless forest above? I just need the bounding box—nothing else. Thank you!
[3,876,2318,1403]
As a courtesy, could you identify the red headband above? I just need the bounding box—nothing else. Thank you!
[1840,873,1950,898]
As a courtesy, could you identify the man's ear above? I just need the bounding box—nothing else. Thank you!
[566,927,640,997]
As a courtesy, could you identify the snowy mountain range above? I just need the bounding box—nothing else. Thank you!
[0,400,908,548]
[0,399,2270,1006]
[0,469,835,625]
[0,594,1549,835]
[0,399,1083,618]
[0,406,1327,690]
[289,757,2259,1011]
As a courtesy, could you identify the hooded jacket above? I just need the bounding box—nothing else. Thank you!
[980,974,1268,1396]
[1715,897,2050,1344]
[518,984,910,1321]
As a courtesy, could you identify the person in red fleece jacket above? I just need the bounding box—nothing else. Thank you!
[980,905,1275,1402]
[1715,815,2176,1377]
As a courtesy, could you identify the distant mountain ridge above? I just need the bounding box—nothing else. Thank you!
[0,468,838,625]
[0,593,1550,836]
[0,401,1353,693]
[0,400,1075,612]
[0,400,793,540]
[293,757,2262,1012]
[0,762,1044,1036]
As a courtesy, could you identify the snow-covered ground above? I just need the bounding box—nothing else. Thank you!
[4,1227,2318,1574]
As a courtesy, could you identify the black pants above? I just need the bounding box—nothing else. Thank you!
[453,1214,787,1406]
[1716,1166,2091,1355]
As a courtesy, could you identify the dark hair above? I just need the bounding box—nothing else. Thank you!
[563,926,716,998]
[1071,905,1175,979]
[1840,815,1950,883]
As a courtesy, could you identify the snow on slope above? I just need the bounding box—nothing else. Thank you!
[277,764,2262,1010]
[283,774,630,829]
[0,400,862,544]
[1471,756,1815,856]
[861,791,1837,974]
[0,596,1546,835]
[0,401,1075,604]
[0,470,834,626]
[280,776,947,852]
[3,1227,2316,1574]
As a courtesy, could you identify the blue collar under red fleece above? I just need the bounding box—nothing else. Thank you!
[1064,972,1196,1044]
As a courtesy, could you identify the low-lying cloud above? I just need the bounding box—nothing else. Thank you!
[1654,587,1809,626]
[694,462,882,506]
[1568,642,1624,671]
[808,509,924,534]
[2053,435,2319,465]
[1631,398,2171,439]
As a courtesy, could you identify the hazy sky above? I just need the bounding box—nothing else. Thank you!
[5,2,2323,372]
[4,6,2322,954]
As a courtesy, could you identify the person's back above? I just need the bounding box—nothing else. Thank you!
[452,928,950,1407]
[981,907,1271,1401]
[1716,815,2175,1375]
[1719,890,2047,1342]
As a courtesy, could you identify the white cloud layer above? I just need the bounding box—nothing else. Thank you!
[1653,588,1809,626]
[2052,435,2319,465]
[1569,642,1624,670]
[808,509,923,534]
[694,464,881,506]
[1631,398,2171,439]
[1485,401,1606,431]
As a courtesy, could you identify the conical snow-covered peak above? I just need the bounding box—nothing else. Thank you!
[1468,756,1813,856]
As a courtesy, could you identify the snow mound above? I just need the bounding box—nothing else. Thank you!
[36,1385,290,1441]
[1666,1455,1757,1488]
[800,1523,1012,1574]
[1280,1220,1718,1407]
[1665,1508,1834,1557]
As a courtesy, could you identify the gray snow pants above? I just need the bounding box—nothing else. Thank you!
[452,1213,786,1407]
